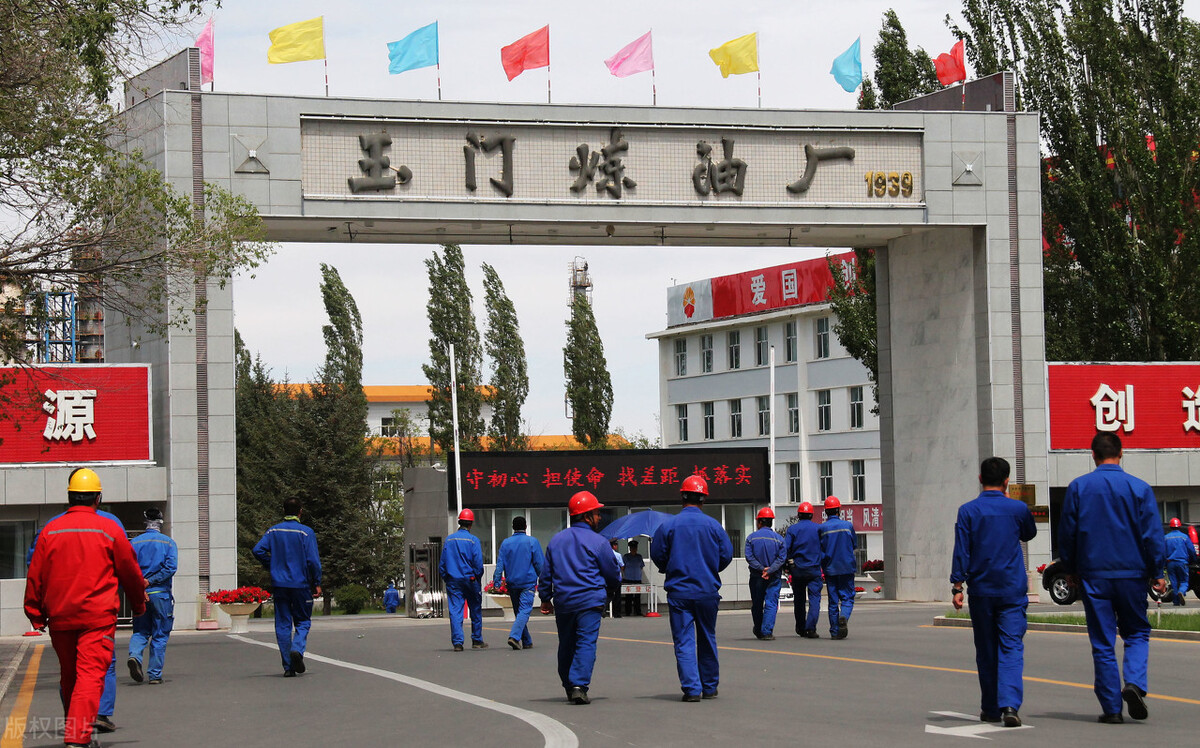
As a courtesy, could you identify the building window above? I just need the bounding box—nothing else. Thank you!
[674,338,687,376]
[0,521,36,579]
[729,399,743,438]
[727,330,741,370]
[700,334,713,373]
[787,393,799,434]
[849,386,864,429]
[851,460,866,502]
[754,326,768,366]
[787,463,802,502]
[785,320,797,362]
[380,417,399,437]
[703,402,715,440]
[817,389,832,432]
[815,317,830,359]
[757,395,770,436]
[676,404,689,442]
[855,535,868,573]
[818,461,834,498]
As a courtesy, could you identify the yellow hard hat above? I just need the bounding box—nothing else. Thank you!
[67,468,102,493]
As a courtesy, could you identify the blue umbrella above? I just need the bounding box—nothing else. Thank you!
[600,510,674,540]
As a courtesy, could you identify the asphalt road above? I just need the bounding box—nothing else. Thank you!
[2,601,1198,747]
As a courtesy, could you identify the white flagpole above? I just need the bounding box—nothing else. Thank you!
[450,343,463,517]
[769,345,776,518]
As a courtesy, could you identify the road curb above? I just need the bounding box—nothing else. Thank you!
[932,615,1200,641]
[0,640,31,707]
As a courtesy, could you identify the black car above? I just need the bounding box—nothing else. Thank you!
[1039,559,1200,606]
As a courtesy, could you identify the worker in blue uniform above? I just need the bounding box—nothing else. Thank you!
[785,502,823,638]
[383,583,401,613]
[252,497,323,676]
[818,496,857,640]
[439,508,487,652]
[950,457,1037,728]
[1164,518,1195,606]
[494,515,544,650]
[651,475,733,702]
[1059,432,1166,724]
[745,507,786,640]
[127,508,178,686]
[539,491,621,705]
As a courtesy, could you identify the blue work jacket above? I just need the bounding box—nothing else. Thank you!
[651,506,733,601]
[745,527,787,577]
[252,517,322,589]
[818,515,858,576]
[1165,530,1196,566]
[950,490,1036,598]
[1059,464,1166,580]
[784,519,822,575]
[493,531,545,589]
[538,523,621,613]
[439,528,484,581]
[131,528,179,592]
[383,586,401,608]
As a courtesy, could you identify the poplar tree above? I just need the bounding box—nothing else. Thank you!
[423,244,485,454]
[481,262,529,450]
[563,293,613,449]
[858,10,941,110]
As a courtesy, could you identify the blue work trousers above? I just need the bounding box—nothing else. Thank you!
[1166,562,1189,603]
[1080,577,1151,715]
[967,595,1027,716]
[554,606,603,690]
[791,572,823,633]
[668,597,720,696]
[748,573,781,637]
[128,592,174,680]
[272,587,313,671]
[826,573,855,636]
[508,587,535,646]
[97,649,116,717]
[445,577,483,647]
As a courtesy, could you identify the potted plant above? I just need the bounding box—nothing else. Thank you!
[206,586,272,633]
[484,580,514,621]
[862,559,885,584]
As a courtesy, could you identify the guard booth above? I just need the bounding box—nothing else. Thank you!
[406,543,443,619]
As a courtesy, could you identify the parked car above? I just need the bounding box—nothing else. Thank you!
[1039,559,1200,606]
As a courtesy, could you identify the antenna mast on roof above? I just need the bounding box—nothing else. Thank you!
[568,256,592,305]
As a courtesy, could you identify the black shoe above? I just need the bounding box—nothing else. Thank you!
[567,686,590,705]
[452,644,464,652]
[148,678,163,685]
[472,640,489,649]
[523,642,534,649]
[681,693,701,702]
[508,637,521,650]
[980,713,1001,723]
[1122,683,1148,720]
[702,689,718,699]
[283,669,296,677]
[1001,707,1021,727]
[1098,713,1124,724]
[127,657,143,683]
[289,650,306,674]
[802,630,819,639]
[93,715,116,733]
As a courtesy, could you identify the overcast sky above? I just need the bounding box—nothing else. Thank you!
[181,1,996,439]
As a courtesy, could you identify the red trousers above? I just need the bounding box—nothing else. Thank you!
[49,624,115,745]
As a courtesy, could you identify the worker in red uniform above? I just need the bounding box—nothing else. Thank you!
[24,468,146,748]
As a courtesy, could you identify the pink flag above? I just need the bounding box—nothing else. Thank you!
[196,18,214,85]
[605,30,654,78]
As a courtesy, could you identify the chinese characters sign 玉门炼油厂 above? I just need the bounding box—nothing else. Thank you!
[347,132,412,194]
[569,128,637,199]
[463,131,516,197]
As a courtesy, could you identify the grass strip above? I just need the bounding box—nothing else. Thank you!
[945,610,1200,631]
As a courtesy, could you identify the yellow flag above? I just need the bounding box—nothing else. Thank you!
[268,17,326,64]
[709,32,758,78]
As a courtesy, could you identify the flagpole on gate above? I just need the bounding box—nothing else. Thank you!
[436,22,443,101]
[757,70,762,109]
[652,67,657,106]
[324,57,329,97]
[437,61,443,101]
[547,60,552,104]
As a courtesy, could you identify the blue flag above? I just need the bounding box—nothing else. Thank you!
[830,37,862,92]
[388,22,438,74]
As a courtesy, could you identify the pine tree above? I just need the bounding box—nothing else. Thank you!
[481,262,529,450]
[423,244,485,454]
[858,10,941,110]
[564,292,614,449]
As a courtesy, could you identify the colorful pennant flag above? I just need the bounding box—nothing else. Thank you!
[501,25,550,81]
[709,32,758,78]
[830,38,862,92]
[388,22,439,74]
[933,39,966,86]
[268,16,326,64]
[605,30,654,78]
[195,18,214,85]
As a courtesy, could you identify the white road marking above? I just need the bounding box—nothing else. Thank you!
[925,710,1032,740]
[229,634,578,748]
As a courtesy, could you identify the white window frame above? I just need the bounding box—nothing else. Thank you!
[676,404,689,442]
[850,386,864,429]
[729,399,743,438]
[817,389,832,432]
[702,401,715,440]
[815,317,830,359]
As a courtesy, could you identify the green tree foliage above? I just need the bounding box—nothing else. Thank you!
[423,244,485,453]
[564,293,614,449]
[481,262,529,450]
[827,250,880,409]
[858,10,941,110]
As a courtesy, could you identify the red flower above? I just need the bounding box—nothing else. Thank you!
[206,586,272,604]
[855,586,865,592]
[484,581,509,595]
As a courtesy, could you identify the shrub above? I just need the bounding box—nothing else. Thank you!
[335,583,371,615]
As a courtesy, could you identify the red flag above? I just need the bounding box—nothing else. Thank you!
[501,25,550,81]
[933,39,966,86]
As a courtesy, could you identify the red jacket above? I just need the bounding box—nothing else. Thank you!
[25,505,147,630]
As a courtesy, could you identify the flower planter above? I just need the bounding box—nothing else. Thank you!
[487,594,515,622]
[866,570,885,584]
[218,602,261,633]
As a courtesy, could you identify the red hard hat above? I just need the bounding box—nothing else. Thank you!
[1170,517,1182,528]
[756,507,775,520]
[824,496,841,511]
[798,502,814,515]
[681,475,709,496]
[568,491,605,516]
[458,508,475,522]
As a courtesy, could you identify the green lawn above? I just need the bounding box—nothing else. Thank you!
[945,610,1200,631]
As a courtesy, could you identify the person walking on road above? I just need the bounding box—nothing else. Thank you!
[24,468,147,748]
[253,497,323,677]
[608,538,625,617]
[785,502,823,638]
[494,515,544,650]
[818,496,857,640]
[1059,432,1166,723]
[383,582,401,613]
[621,541,646,617]
[127,508,178,686]
[745,507,786,640]
[439,508,487,652]
[1164,518,1195,606]
[951,457,1037,728]
[539,491,621,705]
[651,475,733,702]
